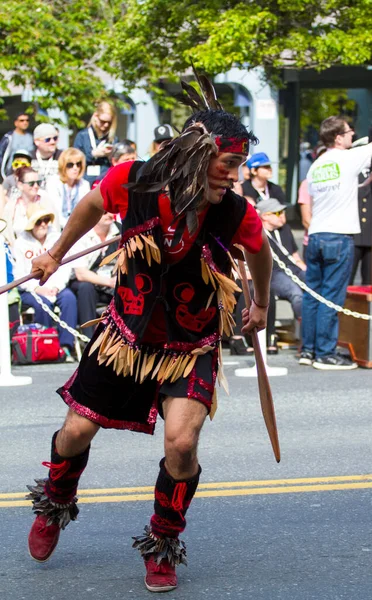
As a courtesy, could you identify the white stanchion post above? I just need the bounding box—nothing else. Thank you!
[0,236,32,386]
[235,328,288,378]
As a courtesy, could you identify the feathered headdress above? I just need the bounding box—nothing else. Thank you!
[131,66,250,235]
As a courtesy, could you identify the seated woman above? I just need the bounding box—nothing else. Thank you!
[45,148,90,228]
[12,204,77,362]
[2,166,57,245]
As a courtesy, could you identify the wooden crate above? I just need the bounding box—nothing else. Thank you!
[338,286,372,368]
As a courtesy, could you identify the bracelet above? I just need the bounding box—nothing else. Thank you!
[252,298,269,309]
[47,250,62,265]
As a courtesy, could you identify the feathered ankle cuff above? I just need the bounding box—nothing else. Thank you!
[26,478,79,530]
[132,525,187,567]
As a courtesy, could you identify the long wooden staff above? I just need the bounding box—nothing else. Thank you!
[0,235,122,296]
[237,251,281,463]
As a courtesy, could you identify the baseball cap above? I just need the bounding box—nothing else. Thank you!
[25,204,55,231]
[256,198,287,215]
[33,123,58,140]
[154,124,174,142]
[13,148,32,160]
[246,152,271,169]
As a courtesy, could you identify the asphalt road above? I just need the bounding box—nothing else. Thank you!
[1,350,372,600]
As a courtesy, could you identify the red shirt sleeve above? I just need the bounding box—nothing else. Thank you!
[231,201,263,253]
[100,161,136,218]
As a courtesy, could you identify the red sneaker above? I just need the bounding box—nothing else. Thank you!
[28,514,60,562]
[144,555,178,592]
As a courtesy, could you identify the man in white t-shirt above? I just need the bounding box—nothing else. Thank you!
[300,116,372,370]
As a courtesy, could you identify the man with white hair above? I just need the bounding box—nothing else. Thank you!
[31,123,62,184]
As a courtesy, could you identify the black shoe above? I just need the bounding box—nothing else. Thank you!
[313,355,358,371]
[229,337,254,356]
[298,351,314,366]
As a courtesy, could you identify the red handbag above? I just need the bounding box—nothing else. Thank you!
[12,324,64,365]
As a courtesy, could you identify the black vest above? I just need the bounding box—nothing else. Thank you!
[113,161,247,346]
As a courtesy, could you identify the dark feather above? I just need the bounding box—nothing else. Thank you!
[198,74,223,110]
[130,122,218,235]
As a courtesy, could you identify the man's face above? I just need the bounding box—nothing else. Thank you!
[337,122,354,149]
[261,209,286,230]
[114,152,137,165]
[34,134,58,158]
[254,165,272,181]
[207,152,247,204]
[14,114,30,131]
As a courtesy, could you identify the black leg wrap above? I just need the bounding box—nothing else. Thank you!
[26,430,90,529]
[132,458,201,566]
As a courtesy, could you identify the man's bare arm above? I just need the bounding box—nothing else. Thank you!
[245,233,272,307]
[241,233,272,334]
[300,203,312,230]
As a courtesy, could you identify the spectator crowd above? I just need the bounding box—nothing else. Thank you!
[1,104,371,369]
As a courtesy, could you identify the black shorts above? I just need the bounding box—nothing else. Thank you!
[57,325,218,435]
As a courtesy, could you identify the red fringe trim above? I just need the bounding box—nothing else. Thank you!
[120,217,161,246]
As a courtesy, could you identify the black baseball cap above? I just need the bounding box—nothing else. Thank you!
[154,124,174,142]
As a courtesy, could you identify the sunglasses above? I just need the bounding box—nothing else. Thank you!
[35,217,51,226]
[43,136,58,143]
[12,159,30,169]
[66,161,82,169]
[269,210,285,217]
[97,117,112,126]
[340,128,354,135]
[23,179,42,187]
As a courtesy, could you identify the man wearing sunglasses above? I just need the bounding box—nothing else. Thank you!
[31,123,62,187]
[301,116,372,370]
[0,112,34,181]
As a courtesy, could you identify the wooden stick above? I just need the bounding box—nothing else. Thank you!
[0,234,122,296]
[237,253,281,463]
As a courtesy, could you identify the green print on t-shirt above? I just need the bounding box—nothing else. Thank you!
[312,162,340,183]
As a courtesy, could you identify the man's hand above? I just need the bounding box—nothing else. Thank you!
[35,285,58,297]
[31,252,60,285]
[241,303,268,334]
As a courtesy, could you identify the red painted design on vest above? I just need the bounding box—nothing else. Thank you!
[173,282,195,303]
[176,304,216,332]
[117,273,153,316]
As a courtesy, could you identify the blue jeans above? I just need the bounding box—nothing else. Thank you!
[301,233,354,358]
[21,288,77,348]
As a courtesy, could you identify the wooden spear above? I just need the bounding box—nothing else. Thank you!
[237,250,281,463]
[0,235,122,296]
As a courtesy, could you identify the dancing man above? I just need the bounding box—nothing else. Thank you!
[26,76,272,592]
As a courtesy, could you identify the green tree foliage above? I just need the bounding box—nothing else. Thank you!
[105,0,372,97]
[0,0,371,120]
[0,0,110,126]
[300,89,357,137]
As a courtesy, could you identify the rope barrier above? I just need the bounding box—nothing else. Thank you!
[271,249,372,321]
[30,291,90,343]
